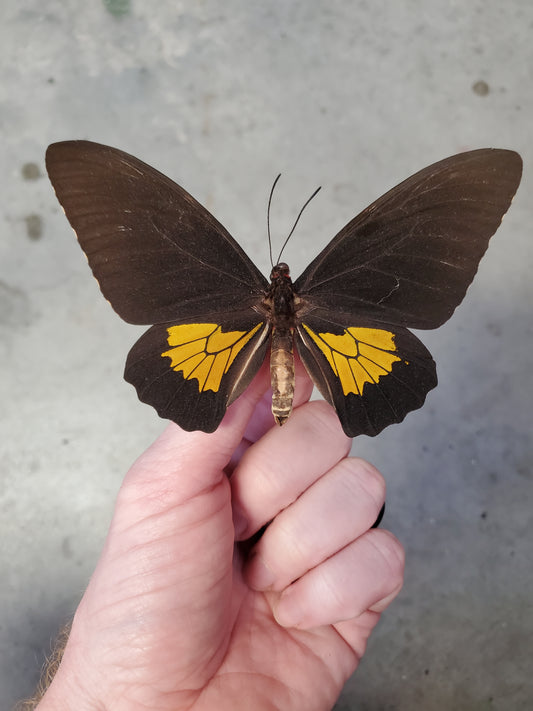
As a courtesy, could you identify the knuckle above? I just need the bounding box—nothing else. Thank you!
[301,400,352,449]
[370,529,405,582]
[340,458,386,509]
[354,458,387,505]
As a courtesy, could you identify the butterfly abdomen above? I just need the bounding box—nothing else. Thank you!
[270,326,295,425]
[266,263,298,426]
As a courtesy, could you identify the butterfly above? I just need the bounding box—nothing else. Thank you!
[45,141,521,437]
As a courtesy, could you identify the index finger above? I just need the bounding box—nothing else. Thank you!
[231,399,351,540]
[225,356,314,473]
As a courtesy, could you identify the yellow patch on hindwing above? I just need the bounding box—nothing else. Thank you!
[302,324,403,396]
[162,322,262,393]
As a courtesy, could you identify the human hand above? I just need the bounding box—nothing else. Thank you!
[37,362,404,711]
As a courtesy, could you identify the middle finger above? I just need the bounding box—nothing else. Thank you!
[231,399,351,540]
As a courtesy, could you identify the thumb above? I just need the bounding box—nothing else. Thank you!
[71,366,270,688]
[121,358,271,506]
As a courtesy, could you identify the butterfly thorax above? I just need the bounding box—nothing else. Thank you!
[267,261,296,322]
[264,262,298,426]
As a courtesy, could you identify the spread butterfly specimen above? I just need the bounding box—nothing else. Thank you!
[45,142,522,437]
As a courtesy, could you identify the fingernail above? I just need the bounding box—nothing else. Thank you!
[232,506,248,539]
[247,552,275,590]
[275,587,303,628]
[369,584,403,612]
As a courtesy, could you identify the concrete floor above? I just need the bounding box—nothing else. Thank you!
[1,1,532,709]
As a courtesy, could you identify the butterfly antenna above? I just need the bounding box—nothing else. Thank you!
[268,174,282,268]
[275,184,322,265]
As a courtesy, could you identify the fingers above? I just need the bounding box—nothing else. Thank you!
[122,361,272,499]
[333,610,383,661]
[244,455,403,629]
[232,398,404,630]
[243,356,314,444]
[231,399,352,539]
[272,528,405,629]
[245,457,386,591]
[224,356,314,474]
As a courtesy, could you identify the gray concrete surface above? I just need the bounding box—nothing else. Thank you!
[1,1,532,709]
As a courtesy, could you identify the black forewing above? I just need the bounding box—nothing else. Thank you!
[46,141,269,325]
[125,311,270,432]
[296,309,437,438]
[294,149,522,329]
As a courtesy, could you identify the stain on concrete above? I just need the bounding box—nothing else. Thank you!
[21,163,41,181]
[103,0,131,17]
[0,281,31,328]
[61,537,74,559]
[24,214,43,240]
[485,320,502,338]
[472,80,490,96]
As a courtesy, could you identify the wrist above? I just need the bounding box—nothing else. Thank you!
[22,622,101,711]
[36,670,99,711]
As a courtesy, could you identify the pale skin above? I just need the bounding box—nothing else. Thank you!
[36,360,404,711]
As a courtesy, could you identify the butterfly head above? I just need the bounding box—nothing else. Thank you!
[270,262,291,281]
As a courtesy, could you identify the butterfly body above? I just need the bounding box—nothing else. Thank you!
[263,262,298,425]
[46,142,522,437]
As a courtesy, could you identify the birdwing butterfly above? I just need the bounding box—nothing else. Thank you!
[46,142,521,436]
